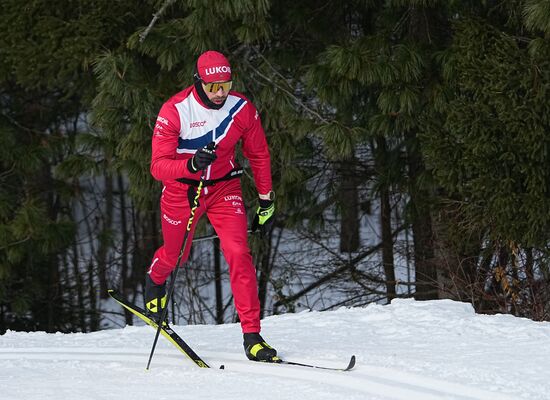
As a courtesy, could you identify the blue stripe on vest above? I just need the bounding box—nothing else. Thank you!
[178,99,246,151]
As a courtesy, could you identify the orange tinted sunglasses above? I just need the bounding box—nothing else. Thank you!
[202,81,232,93]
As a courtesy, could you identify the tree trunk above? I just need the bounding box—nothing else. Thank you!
[98,172,113,299]
[88,259,100,331]
[213,238,224,324]
[406,131,438,300]
[339,158,360,252]
[380,186,397,301]
[375,136,397,301]
[117,174,132,325]
[71,241,86,332]
[257,240,271,319]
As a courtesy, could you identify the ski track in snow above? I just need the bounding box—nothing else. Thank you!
[0,347,515,400]
[1,299,549,400]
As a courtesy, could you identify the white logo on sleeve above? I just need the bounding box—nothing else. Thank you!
[157,116,169,125]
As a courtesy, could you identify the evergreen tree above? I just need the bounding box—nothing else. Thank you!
[420,1,550,316]
[0,0,151,332]
[3,0,549,331]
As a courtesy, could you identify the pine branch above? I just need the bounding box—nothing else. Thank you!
[139,0,176,43]
[0,111,43,134]
[246,48,330,124]
[0,236,31,250]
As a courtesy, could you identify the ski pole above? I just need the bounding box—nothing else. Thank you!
[146,170,207,370]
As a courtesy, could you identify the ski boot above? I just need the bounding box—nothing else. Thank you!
[144,274,167,324]
[243,333,279,362]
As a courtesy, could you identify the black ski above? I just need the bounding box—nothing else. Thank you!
[108,289,210,368]
[109,290,354,372]
[275,355,355,372]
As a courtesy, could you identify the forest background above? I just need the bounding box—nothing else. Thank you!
[1,0,549,333]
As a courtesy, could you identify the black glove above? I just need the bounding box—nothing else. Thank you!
[252,199,275,238]
[187,142,217,173]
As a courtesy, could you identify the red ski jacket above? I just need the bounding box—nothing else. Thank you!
[150,85,272,195]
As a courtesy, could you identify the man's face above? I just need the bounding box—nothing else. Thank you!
[202,81,232,105]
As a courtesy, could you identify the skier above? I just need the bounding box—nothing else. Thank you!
[144,50,277,362]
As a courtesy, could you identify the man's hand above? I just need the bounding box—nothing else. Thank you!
[252,199,275,237]
[187,142,217,173]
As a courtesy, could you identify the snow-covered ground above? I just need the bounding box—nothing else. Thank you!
[1,298,549,400]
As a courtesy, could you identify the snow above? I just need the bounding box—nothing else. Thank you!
[1,299,549,400]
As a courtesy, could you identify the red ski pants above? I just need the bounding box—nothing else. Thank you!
[147,179,261,333]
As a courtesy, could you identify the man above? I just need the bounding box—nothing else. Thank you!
[145,50,277,362]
